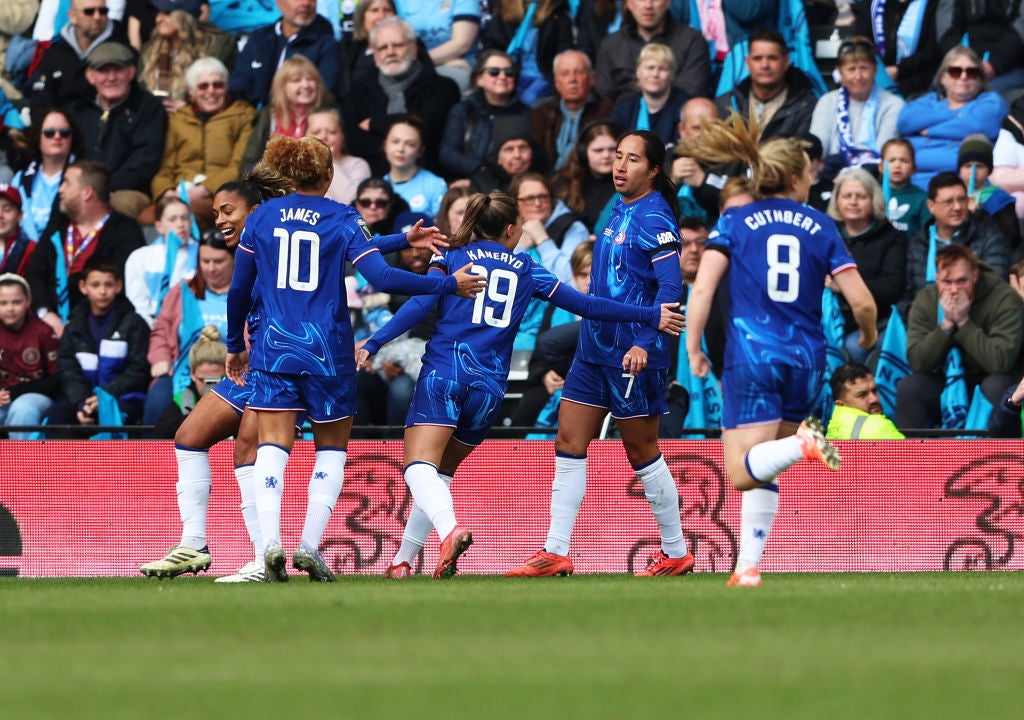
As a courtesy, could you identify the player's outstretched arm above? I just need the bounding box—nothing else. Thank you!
[686,249,729,379]
[833,268,878,350]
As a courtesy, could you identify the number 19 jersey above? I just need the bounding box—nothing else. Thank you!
[708,197,856,370]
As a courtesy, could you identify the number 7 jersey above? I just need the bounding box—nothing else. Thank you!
[708,197,857,370]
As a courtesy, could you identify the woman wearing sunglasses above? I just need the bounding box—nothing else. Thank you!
[353,177,410,236]
[9,108,83,241]
[439,50,532,180]
[896,46,1008,188]
[149,56,255,225]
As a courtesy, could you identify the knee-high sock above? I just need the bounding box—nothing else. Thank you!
[736,483,779,573]
[745,436,803,483]
[544,453,587,556]
[635,454,688,558]
[404,461,457,540]
[175,444,211,551]
[253,443,289,551]
[234,463,261,560]
[393,473,453,566]
[300,448,346,550]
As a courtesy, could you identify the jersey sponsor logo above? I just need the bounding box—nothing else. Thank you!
[655,231,678,247]
[356,218,373,241]
[613,231,626,245]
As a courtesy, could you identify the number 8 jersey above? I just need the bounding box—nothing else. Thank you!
[708,197,856,370]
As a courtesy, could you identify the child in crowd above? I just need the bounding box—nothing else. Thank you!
[957,134,1023,255]
[124,195,198,327]
[383,117,447,218]
[0,273,60,438]
[0,185,36,276]
[47,261,151,431]
[879,138,931,237]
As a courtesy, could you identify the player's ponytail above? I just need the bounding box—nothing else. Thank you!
[448,192,518,249]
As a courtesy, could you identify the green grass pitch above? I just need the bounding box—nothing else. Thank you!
[2,573,1022,719]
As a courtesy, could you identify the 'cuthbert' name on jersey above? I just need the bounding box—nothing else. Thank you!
[466,247,525,269]
[743,208,822,234]
[279,207,322,225]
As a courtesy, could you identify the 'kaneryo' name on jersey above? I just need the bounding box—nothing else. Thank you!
[279,207,322,225]
[465,247,525,270]
[743,207,822,235]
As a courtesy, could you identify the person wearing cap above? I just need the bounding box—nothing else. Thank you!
[0,184,38,276]
[228,0,339,109]
[29,0,132,112]
[73,40,168,218]
[0,272,61,439]
[958,133,1022,257]
[468,115,545,194]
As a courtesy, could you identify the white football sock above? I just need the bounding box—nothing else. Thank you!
[745,436,803,483]
[234,464,262,560]
[393,473,452,566]
[175,445,211,550]
[635,455,688,558]
[736,483,779,573]
[544,453,587,556]
[300,448,346,550]
[253,443,289,551]
[404,461,457,540]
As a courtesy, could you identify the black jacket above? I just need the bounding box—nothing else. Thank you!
[439,90,532,179]
[839,219,907,330]
[480,1,576,83]
[28,24,131,111]
[715,66,818,140]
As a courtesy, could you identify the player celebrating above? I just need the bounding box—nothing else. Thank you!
[681,113,877,587]
[506,130,694,578]
[225,135,485,583]
[358,192,684,579]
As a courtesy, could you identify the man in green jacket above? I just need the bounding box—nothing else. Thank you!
[826,363,905,440]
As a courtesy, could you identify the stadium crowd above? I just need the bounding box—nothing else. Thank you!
[4,0,1024,442]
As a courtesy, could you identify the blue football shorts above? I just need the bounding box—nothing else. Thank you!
[720,362,823,429]
[246,369,355,423]
[406,372,504,446]
[561,357,668,419]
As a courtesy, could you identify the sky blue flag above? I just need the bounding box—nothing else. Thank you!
[815,288,847,425]
[873,306,909,418]
[882,160,892,209]
[209,0,280,35]
[91,387,126,440]
[676,327,722,439]
[963,389,994,435]
[506,2,538,54]
[941,347,969,429]
[178,180,201,241]
[526,389,561,440]
[172,285,206,396]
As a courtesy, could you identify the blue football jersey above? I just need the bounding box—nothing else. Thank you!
[578,191,682,369]
[707,197,857,370]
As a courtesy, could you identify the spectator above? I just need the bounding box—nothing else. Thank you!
[990,95,1024,220]
[228,0,338,108]
[904,172,1011,312]
[241,54,327,171]
[136,0,236,116]
[352,176,408,236]
[879,137,931,238]
[897,243,1022,431]
[670,96,733,224]
[611,42,691,145]
[936,0,1024,96]
[826,167,907,363]
[395,0,480,91]
[851,0,941,99]
[434,184,472,237]
[825,363,905,440]
[713,28,816,141]
[0,185,37,275]
[0,0,38,101]
[9,108,83,242]
[0,272,60,439]
[123,194,196,327]
[306,107,371,205]
[47,259,151,430]
[25,159,146,337]
[382,116,447,218]
[896,45,1007,189]
[957,134,1022,257]
[810,36,904,175]
[439,50,531,181]
[337,0,397,98]
[988,370,1024,438]
[344,16,460,176]
[512,171,589,284]
[575,0,622,62]
[594,0,710,103]
[143,225,233,427]
[530,49,614,171]
[551,119,620,231]
[481,0,575,106]
[29,0,132,111]
[470,115,546,194]
[75,41,168,218]
[151,323,225,438]
[150,57,253,215]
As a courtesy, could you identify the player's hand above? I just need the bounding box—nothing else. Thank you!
[406,219,448,255]
[689,349,710,378]
[354,339,374,370]
[657,302,684,335]
[452,263,487,298]
[621,345,648,373]
[226,351,249,386]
